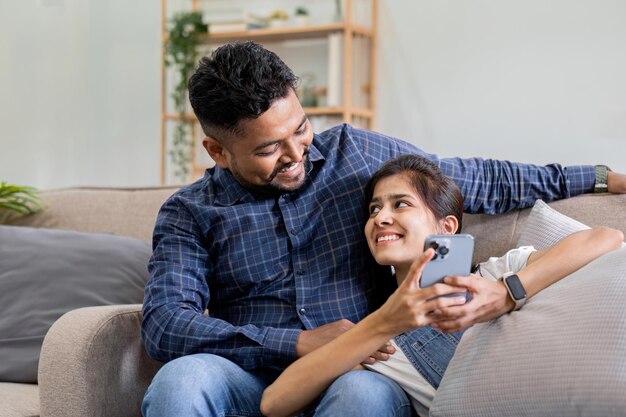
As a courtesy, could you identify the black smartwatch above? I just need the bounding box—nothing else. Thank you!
[500,273,527,311]
[594,165,611,193]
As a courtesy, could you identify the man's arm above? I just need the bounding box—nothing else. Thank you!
[141,197,392,368]
[354,126,601,215]
[141,199,300,370]
[437,160,626,214]
[437,157,595,214]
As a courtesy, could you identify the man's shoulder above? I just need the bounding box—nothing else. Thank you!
[316,123,397,144]
[163,170,216,209]
[314,124,424,170]
[315,124,417,158]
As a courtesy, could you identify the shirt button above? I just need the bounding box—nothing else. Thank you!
[290,228,298,236]
[296,269,305,275]
[299,308,306,315]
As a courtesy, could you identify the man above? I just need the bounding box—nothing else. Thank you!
[141,41,625,417]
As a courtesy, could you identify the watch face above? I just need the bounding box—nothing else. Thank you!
[505,275,527,300]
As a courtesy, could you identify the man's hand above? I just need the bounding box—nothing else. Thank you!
[608,171,626,194]
[296,320,397,363]
[296,319,355,358]
[360,341,396,365]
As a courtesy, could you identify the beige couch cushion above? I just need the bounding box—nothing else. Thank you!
[6,187,179,241]
[0,383,38,417]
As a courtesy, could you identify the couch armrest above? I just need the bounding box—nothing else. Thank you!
[38,304,163,417]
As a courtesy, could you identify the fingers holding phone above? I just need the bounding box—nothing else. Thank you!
[377,247,468,334]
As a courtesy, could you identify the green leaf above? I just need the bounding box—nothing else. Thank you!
[0,182,43,220]
[0,201,31,214]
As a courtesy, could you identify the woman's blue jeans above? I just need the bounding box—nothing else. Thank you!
[142,353,412,417]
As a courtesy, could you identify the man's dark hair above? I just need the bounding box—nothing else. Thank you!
[364,154,464,232]
[188,41,298,137]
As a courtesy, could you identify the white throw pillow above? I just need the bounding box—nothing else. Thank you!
[516,199,589,249]
[431,203,626,417]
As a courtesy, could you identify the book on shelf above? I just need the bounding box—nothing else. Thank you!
[205,11,268,34]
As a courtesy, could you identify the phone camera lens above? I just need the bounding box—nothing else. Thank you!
[429,242,439,250]
[439,246,449,256]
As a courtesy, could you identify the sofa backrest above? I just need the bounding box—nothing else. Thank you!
[7,187,179,241]
[464,193,626,263]
[7,187,626,262]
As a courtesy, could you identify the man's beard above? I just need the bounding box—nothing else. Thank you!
[231,148,312,197]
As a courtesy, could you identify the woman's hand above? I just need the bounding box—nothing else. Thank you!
[374,248,469,336]
[430,274,514,333]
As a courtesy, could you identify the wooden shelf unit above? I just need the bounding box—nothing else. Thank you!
[161,0,378,184]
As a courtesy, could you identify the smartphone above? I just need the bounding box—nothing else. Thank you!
[419,234,474,288]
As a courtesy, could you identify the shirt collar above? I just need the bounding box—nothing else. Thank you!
[308,138,324,163]
[212,137,325,206]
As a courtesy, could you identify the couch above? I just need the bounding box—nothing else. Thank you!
[0,187,177,417]
[1,187,625,417]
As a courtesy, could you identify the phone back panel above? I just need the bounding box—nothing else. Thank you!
[420,234,475,288]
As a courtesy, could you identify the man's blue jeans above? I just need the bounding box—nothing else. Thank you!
[142,353,412,417]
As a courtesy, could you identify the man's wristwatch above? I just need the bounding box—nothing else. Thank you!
[500,272,527,311]
[594,165,612,193]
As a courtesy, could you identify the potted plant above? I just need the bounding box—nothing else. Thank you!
[163,11,208,183]
[268,9,289,28]
[294,7,309,26]
[0,182,43,223]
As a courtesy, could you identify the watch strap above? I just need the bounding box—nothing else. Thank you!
[594,165,612,193]
[500,272,527,311]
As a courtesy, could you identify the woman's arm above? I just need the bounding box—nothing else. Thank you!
[260,249,467,417]
[261,310,398,417]
[518,226,624,297]
[433,227,624,333]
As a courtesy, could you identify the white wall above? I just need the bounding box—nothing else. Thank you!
[377,0,626,171]
[0,0,161,189]
[2,0,625,189]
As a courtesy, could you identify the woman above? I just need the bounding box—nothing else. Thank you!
[261,155,623,417]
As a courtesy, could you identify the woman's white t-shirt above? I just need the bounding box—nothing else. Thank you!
[364,246,535,416]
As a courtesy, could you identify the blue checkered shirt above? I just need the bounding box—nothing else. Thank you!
[142,124,593,370]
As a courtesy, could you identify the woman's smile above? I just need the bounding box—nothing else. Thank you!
[375,232,404,245]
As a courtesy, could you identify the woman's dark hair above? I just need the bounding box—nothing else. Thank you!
[364,154,464,232]
[188,41,298,136]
